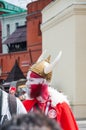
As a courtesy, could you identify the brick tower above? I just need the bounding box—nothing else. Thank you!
[0,21,2,53]
[26,0,52,62]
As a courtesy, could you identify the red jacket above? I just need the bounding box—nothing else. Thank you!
[23,99,78,130]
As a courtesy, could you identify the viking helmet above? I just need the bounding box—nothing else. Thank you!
[29,51,62,82]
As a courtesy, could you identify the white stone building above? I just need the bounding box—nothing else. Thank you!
[41,0,86,119]
[0,11,27,53]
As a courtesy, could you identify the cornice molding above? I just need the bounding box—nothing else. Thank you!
[41,4,86,32]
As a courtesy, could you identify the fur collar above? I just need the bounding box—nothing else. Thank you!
[48,87,69,106]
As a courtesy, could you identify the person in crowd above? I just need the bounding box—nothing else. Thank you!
[0,88,27,125]
[0,112,62,130]
[9,86,16,96]
[16,79,28,101]
[23,51,79,130]
[17,84,28,101]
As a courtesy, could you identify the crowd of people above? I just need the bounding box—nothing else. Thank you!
[0,51,79,130]
[0,112,62,130]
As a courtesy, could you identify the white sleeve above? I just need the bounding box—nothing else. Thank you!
[16,98,27,114]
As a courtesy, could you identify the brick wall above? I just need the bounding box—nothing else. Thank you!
[0,21,2,53]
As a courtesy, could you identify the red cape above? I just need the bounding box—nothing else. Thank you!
[23,99,79,130]
[56,102,79,130]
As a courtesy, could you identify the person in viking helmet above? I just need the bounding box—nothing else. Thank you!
[23,51,79,130]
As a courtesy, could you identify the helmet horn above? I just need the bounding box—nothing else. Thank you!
[37,50,47,63]
[44,51,62,74]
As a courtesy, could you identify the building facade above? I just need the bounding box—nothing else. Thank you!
[0,21,2,53]
[0,0,52,82]
[0,0,27,53]
[0,12,27,53]
[41,0,86,119]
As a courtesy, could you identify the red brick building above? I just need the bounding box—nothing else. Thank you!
[0,0,52,81]
[0,21,2,53]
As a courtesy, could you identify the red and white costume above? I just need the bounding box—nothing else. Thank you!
[23,51,79,130]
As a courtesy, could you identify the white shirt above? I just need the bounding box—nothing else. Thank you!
[0,89,27,124]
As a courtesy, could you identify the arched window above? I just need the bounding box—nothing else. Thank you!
[0,3,5,8]
[38,21,41,36]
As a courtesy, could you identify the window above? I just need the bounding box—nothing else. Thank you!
[15,22,19,29]
[25,21,27,25]
[7,24,10,37]
[0,30,2,36]
[0,3,4,8]
[8,42,27,53]
[38,22,41,36]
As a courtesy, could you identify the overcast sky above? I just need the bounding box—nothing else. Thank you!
[5,0,36,9]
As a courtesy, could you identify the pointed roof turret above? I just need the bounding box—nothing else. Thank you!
[5,60,26,82]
